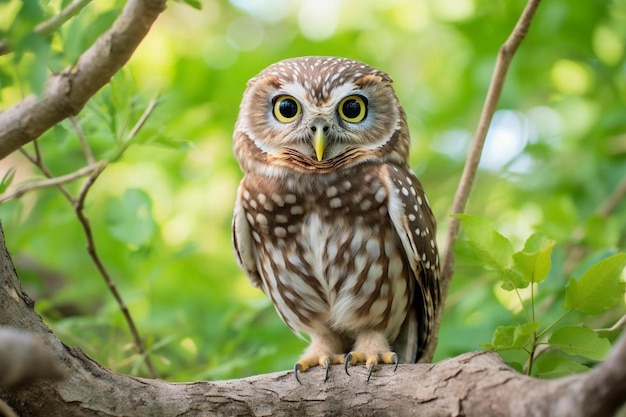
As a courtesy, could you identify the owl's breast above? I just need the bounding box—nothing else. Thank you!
[239,164,411,338]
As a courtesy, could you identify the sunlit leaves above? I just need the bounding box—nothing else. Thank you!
[564,253,626,315]
[455,214,513,271]
[512,233,555,285]
[481,322,539,351]
[548,326,611,361]
[456,215,556,291]
[460,214,625,376]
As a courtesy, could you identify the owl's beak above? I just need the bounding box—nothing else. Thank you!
[313,128,327,161]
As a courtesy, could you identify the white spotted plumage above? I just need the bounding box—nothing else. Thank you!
[232,56,440,378]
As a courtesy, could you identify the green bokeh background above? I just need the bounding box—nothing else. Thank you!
[0,0,624,381]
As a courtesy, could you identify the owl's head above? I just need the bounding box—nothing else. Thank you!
[234,56,410,175]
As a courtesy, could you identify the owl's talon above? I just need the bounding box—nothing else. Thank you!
[344,352,353,376]
[323,357,330,382]
[294,363,303,385]
[366,361,376,382]
[343,349,397,381]
[294,353,344,382]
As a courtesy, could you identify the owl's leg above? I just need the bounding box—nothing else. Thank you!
[344,330,399,382]
[294,332,345,383]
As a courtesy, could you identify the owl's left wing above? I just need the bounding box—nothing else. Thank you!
[232,183,262,289]
[381,164,440,361]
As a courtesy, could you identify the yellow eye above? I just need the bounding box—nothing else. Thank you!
[338,95,368,123]
[273,95,301,123]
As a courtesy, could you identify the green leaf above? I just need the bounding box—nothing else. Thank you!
[548,325,611,361]
[500,268,527,291]
[105,189,156,248]
[0,167,16,193]
[455,214,514,271]
[564,253,626,314]
[512,233,555,284]
[482,322,540,351]
[533,350,590,378]
[0,66,13,90]
[181,0,202,9]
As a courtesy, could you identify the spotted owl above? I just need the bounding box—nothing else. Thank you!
[232,56,440,382]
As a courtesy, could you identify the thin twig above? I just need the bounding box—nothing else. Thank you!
[597,177,626,218]
[71,98,161,377]
[423,0,543,361]
[18,147,38,165]
[35,0,93,36]
[33,140,42,165]
[604,314,626,332]
[15,102,161,378]
[19,143,75,203]
[73,164,158,378]
[0,163,103,204]
[70,115,95,165]
[0,0,92,56]
[126,95,160,141]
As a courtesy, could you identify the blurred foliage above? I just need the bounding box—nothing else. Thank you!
[0,0,624,382]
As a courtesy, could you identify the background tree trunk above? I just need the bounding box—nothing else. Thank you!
[0,223,624,417]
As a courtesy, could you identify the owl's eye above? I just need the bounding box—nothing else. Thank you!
[338,95,368,123]
[273,95,301,123]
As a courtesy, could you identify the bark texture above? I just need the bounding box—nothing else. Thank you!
[0,222,625,417]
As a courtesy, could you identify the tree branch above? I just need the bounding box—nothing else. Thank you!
[0,220,624,416]
[13,97,163,378]
[0,162,104,204]
[423,0,543,362]
[0,0,166,160]
[72,162,158,378]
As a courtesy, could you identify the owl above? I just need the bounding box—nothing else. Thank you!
[232,56,440,382]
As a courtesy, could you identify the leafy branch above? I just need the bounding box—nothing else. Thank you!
[458,214,626,376]
[0,0,166,159]
[424,0,543,361]
[0,0,166,377]
[0,0,94,56]
[12,95,161,378]
[0,163,103,204]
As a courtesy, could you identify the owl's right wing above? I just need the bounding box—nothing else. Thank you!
[232,183,262,289]
[381,163,440,362]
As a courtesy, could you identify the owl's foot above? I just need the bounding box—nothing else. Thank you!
[294,333,346,383]
[344,351,398,381]
[344,331,398,381]
[294,353,345,384]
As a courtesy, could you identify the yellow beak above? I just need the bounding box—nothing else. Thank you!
[313,129,327,161]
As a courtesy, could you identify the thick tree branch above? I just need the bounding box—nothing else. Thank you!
[0,0,166,160]
[0,222,624,416]
[423,0,542,362]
